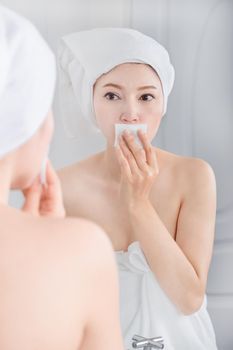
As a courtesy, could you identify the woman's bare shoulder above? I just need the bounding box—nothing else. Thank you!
[38,215,112,253]
[0,207,116,346]
[156,147,214,173]
[156,148,215,188]
[33,216,117,302]
[0,206,112,264]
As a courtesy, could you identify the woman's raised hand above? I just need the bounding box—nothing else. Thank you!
[115,129,159,207]
[22,160,66,218]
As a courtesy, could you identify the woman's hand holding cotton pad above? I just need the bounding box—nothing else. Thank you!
[114,122,159,204]
[22,160,66,218]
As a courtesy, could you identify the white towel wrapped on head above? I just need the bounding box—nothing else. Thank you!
[58,27,175,137]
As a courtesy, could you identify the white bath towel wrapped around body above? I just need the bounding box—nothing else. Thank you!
[115,241,218,350]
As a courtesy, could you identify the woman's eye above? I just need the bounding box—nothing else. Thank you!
[140,94,155,101]
[104,92,119,100]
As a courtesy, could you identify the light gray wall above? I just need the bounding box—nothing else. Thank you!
[3,0,233,349]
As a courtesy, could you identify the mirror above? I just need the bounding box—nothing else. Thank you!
[6,0,233,349]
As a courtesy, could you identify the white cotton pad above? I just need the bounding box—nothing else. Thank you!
[114,124,148,147]
[40,156,48,185]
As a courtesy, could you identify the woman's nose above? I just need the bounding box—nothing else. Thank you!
[120,114,139,123]
[120,103,140,123]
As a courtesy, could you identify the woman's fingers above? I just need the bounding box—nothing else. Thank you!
[40,160,65,217]
[43,160,61,198]
[119,135,141,177]
[22,161,65,218]
[122,131,152,174]
[115,143,132,180]
[22,176,42,216]
[115,130,159,203]
[137,130,159,173]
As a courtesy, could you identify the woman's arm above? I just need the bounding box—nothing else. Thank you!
[115,130,217,315]
[128,159,217,315]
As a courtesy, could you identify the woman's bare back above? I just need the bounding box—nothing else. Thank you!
[0,206,124,350]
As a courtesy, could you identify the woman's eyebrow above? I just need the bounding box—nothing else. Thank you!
[102,83,124,90]
[102,83,157,90]
[138,85,157,90]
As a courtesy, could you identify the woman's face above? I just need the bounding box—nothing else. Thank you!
[93,63,164,145]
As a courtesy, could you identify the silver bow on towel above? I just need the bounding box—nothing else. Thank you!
[132,334,164,349]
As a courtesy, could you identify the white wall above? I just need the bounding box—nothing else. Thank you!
[3,0,233,348]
